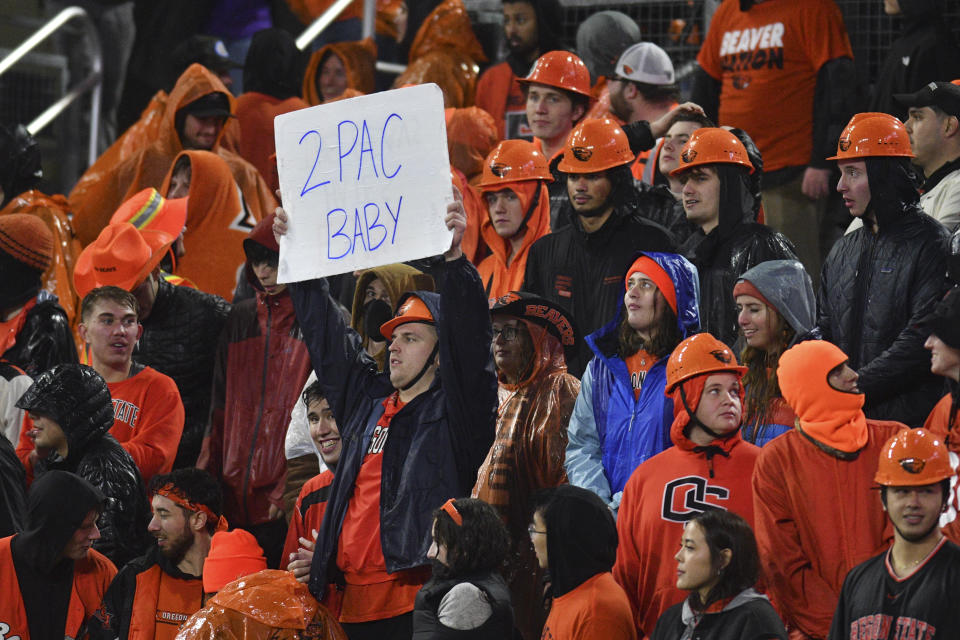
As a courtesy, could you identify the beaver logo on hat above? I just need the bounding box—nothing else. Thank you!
[681,149,698,163]
[571,146,593,161]
[838,138,851,152]
[709,349,731,364]
[491,162,510,178]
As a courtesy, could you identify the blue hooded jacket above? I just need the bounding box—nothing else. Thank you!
[565,252,700,511]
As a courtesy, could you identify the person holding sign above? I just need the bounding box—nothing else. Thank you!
[273,187,497,639]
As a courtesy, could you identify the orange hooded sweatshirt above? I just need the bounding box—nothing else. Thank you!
[302,39,377,107]
[69,65,275,247]
[160,150,251,299]
[613,376,761,637]
[753,340,904,639]
[477,181,551,300]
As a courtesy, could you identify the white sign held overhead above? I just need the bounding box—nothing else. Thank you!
[274,83,452,284]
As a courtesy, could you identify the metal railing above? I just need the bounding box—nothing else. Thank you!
[296,0,406,76]
[0,6,102,166]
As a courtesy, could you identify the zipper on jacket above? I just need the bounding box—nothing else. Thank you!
[242,300,272,525]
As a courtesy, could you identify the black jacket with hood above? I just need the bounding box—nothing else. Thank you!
[1,290,77,378]
[679,165,797,348]
[818,157,949,427]
[16,364,152,568]
[523,197,675,377]
[290,255,497,600]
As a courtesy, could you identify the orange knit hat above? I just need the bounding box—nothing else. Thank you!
[0,213,53,271]
[203,529,268,593]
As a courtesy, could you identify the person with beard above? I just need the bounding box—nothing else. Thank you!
[522,117,674,377]
[829,429,960,640]
[532,484,636,640]
[87,468,226,640]
[671,127,796,347]
[0,470,116,640]
[753,340,907,640]
[412,498,513,638]
[475,0,563,140]
[819,112,949,427]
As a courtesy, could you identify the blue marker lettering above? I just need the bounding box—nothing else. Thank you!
[385,196,402,243]
[327,208,351,259]
[337,120,359,182]
[381,113,402,179]
[358,120,380,180]
[364,203,387,251]
[352,207,369,253]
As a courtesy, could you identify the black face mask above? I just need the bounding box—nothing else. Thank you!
[363,298,394,342]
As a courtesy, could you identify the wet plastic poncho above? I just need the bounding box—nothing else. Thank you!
[302,39,377,106]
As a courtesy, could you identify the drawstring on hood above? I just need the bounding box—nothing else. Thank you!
[670,374,746,471]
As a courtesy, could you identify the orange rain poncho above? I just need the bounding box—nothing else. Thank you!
[302,39,377,106]
[176,569,346,640]
[160,150,252,299]
[446,106,500,186]
[393,0,486,108]
[69,64,276,247]
[234,93,309,188]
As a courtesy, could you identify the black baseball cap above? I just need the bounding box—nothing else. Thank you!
[180,92,233,119]
[917,289,960,349]
[894,81,960,119]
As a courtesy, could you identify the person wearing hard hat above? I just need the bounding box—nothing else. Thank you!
[613,333,761,636]
[476,140,554,300]
[753,340,907,640]
[819,112,949,428]
[830,429,960,637]
[271,189,496,636]
[522,117,674,377]
[670,127,797,347]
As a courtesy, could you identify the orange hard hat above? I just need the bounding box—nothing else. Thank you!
[556,117,635,173]
[518,50,593,99]
[875,428,954,486]
[379,294,435,340]
[670,127,754,176]
[827,112,914,161]
[477,139,554,189]
[665,332,747,393]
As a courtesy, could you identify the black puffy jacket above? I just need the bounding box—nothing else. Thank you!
[1,291,77,377]
[818,159,949,427]
[412,572,514,640]
[135,280,230,468]
[679,165,797,347]
[291,256,497,600]
[17,365,152,568]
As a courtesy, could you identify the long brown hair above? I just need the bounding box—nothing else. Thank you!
[617,290,681,360]
[741,312,795,441]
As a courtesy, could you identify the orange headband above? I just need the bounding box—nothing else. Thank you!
[154,483,228,532]
[441,498,463,526]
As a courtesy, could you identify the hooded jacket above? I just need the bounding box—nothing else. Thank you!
[69,64,277,247]
[160,149,256,299]
[472,312,580,639]
[650,589,787,640]
[349,264,436,372]
[736,259,819,446]
[1,471,117,640]
[289,255,496,599]
[753,341,904,639]
[446,107,499,187]
[818,157,949,427]
[200,216,312,528]
[303,39,377,106]
[523,200,675,377]
[16,365,152,568]
[477,183,552,300]
[869,0,960,121]
[566,252,700,511]
[134,279,231,468]
[177,569,347,640]
[680,165,797,348]
[613,394,761,637]
[1,290,77,377]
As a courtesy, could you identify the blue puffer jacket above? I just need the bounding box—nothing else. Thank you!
[565,252,700,512]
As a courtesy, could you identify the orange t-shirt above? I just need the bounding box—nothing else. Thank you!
[336,393,424,623]
[696,0,852,172]
[542,572,637,640]
[623,350,657,400]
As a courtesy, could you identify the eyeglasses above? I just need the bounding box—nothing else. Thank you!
[492,326,521,342]
[527,524,546,537]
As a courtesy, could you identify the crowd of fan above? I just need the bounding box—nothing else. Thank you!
[1,0,960,638]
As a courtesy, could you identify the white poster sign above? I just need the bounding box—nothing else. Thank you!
[274,83,452,283]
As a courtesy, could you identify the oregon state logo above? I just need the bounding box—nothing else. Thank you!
[710,349,731,363]
[661,476,730,522]
[571,146,593,161]
[0,622,22,640]
[838,138,851,152]
[491,162,510,178]
[681,149,697,163]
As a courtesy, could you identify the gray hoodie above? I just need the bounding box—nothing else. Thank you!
[736,259,817,346]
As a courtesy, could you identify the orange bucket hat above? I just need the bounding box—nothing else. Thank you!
[73,222,175,298]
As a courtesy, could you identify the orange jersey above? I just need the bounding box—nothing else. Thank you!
[697,0,852,171]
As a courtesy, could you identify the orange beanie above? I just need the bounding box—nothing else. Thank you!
[203,529,268,593]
